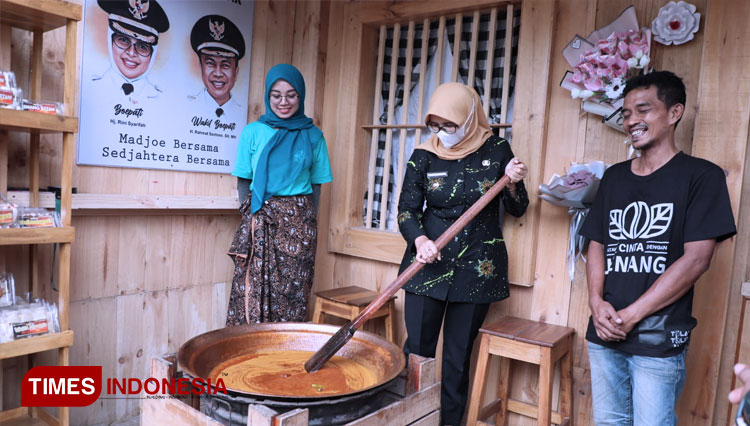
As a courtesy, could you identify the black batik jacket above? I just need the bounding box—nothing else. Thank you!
[397,135,529,303]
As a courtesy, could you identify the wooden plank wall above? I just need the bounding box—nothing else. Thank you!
[683,0,750,424]
[3,1,750,425]
[317,1,750,426]
[0,1,331,424]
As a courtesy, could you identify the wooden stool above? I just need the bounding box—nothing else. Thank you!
[312,286,397,343]
[465,316,574,426]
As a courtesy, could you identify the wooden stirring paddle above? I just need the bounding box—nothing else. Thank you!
[305,175,512,373]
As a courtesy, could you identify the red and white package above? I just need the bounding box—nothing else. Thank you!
[0,300,59,342]
[18,207,58,228]
[0,193,18,228]
[21,99,63,115]
[0,71,16,90]
[0,87,22,109]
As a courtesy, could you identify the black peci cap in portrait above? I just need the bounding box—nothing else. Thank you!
[190,15,246,60]
[97,0,170,45]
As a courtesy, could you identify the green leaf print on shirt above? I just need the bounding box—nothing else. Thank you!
[412,270,454,292]
[482,238,505,245]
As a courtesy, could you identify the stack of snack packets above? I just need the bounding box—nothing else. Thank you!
[0,70,22,110]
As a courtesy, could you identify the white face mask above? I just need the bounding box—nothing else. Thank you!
[436,100,474,149]
[437,128,464,148]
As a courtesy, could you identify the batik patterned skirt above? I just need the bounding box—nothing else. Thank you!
[226,193,317,325]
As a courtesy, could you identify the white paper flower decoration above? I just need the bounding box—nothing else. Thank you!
[651,1,701,45]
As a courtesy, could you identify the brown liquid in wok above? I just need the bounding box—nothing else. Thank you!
[210,350,378,397]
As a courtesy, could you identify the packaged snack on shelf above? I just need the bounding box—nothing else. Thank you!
[0,70,16,90]
[17,207,59,228]
[0,273,14,308]
[21,99,64,115]
[0,299,59,343]
[0,193,18,227]
[0,87,22,109]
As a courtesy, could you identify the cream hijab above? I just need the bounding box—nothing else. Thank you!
[416,82,493,160]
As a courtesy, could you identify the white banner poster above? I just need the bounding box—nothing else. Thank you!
[77,0,253,173]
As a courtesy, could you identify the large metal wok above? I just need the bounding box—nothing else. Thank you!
[178,322,405,400]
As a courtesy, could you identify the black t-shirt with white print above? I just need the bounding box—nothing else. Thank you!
[580,152,736,357]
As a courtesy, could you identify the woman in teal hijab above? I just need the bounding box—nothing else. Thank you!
[228,64,333,325]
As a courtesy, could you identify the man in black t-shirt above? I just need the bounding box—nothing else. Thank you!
[580,71,736,426]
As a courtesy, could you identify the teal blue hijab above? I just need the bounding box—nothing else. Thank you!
[252,64,323,214]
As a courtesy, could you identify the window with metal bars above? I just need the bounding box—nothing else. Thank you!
[362,5,521,231]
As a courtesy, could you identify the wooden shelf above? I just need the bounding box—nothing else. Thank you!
[0,0,82,32]
[0,406,59,426]
[0,415,51,426]
[0,2,79,424]
[0,330,74,360]
[0,227,75,245]
[0,109,78,134]
[8,191,240,215]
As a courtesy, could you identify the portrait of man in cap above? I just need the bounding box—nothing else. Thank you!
[91,0,170,107]
[188,15,246,123]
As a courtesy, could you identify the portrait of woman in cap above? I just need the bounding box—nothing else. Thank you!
[91,0,170,107]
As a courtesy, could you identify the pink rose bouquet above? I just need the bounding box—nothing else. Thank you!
[570,29,650,102]
[560,6,651,131]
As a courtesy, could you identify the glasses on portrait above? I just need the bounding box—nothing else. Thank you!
[426,121,458,134]
[269,93,299,103]
[112,34,154,57]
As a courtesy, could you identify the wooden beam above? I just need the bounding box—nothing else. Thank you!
[528,0,589,334]
[434,16,446,84]
[392,21,416,218]
[405,354,437,395]
[378,23,401,229]
[246,0,269,121]
[505,399,565,425]
[7,191,240,212]
[482,7,498,120]
[63,19,76,115]
[499,4,513,137]
[0,0,82,32]
[28,28,42,210]
[326,3,377,253]
[365,25,387,228]
[0,407,30,423]
[273,408,308,425]
[0,130,6,196]
[355,0,521,25]
[57,242,71,330]
[0,227,75,245]
[686,0,750,423]
[342,227,406,264]
[467,10,480,85]
[0,109,78,133]
[346,382,440,426]
[412,18,430,154]
[504,0,557,287]
[0,330,73,359]
[450,13,462,82]
[291,0,322,119]
[142,392,223,426]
